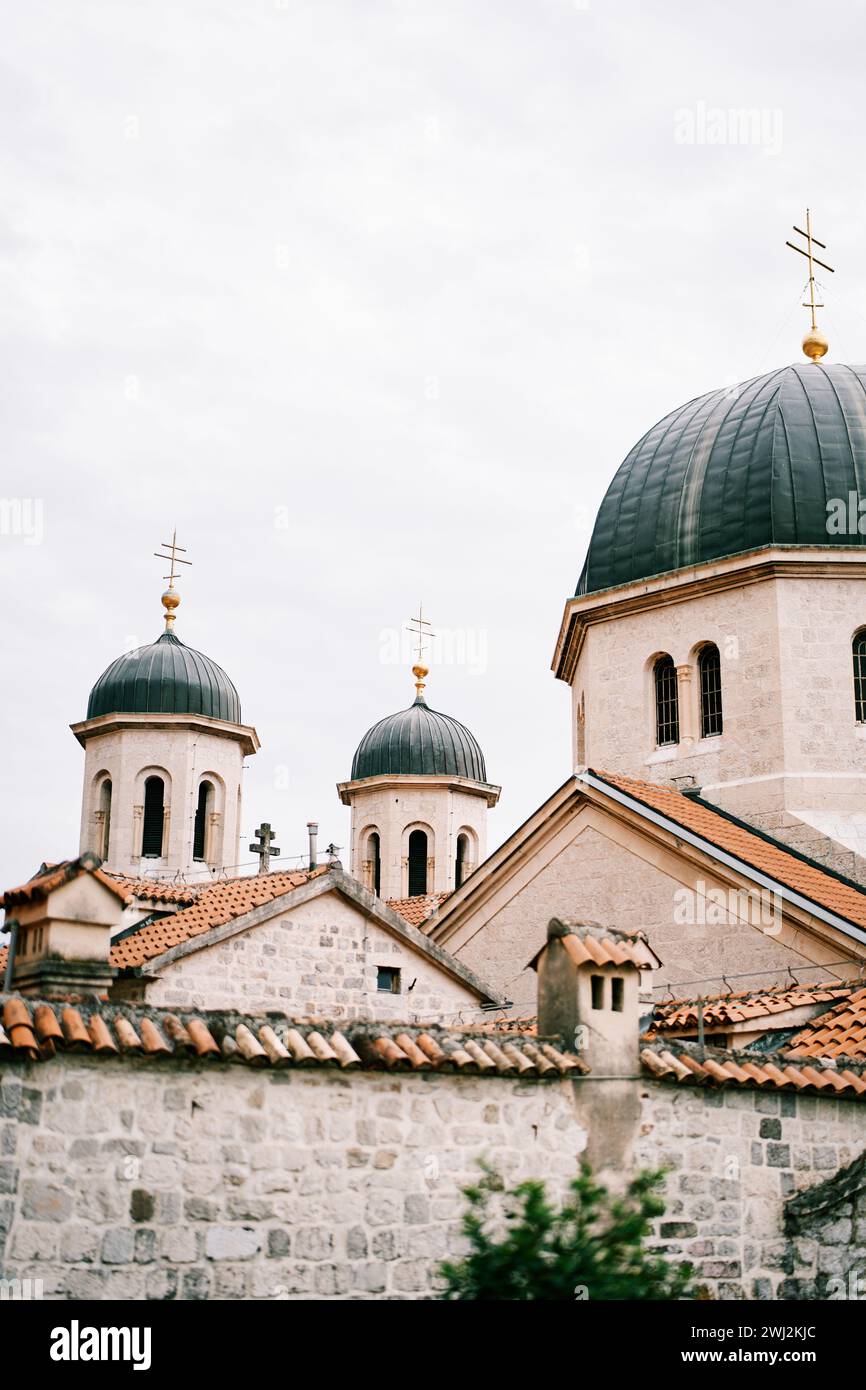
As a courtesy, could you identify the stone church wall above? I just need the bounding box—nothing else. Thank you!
[3,1052,866,1301]
[142,892,482,1023]
[454,819,828,1009]
[0,1056,580,1300]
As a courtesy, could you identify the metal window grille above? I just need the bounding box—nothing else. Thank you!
[855,633,866,722]
[699,645,723,737]
[369,832,381,896]
[142,776,165,858]
[408,829,428,897]
[193,782,211,861]
[654,656,680,746]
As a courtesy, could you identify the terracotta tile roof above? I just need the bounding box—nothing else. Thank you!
[787,986,866,1060]
[386,893,451,927]
[0,854,131,910]
[591,769,866,933]
[0,996,583,1077]
[467,1013,539,1035]
[528,919,662,972]
[641,1041,866,1100]
[105,875,207,906]
[653,982,856,1033]
[111,866,332,969]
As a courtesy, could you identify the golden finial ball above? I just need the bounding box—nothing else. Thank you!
[161,588,180,612]
[802,327,829,362]
[412,664,429,681]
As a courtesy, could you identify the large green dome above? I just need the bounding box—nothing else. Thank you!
[578,363,866,596]
[351,694,488,782]
[87,631,241,723]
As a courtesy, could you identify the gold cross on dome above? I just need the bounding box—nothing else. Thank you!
[785,208,835,361]
[405,602,435,665]
[405,602,436,697]
[153,529,191,629]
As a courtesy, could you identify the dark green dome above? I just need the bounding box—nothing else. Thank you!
[578,363,866,596]
[351,694,488,782]
[87,631,241,723]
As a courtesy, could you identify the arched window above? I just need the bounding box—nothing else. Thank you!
[408,829,428,897]
[193,781,214,862]
[366,831,381,895]
[855,632,866,723]
[142,776,165,858]
[455,833,469,888]
[654,655,679,747]
[98,779,112,860]
[698,644,723,737]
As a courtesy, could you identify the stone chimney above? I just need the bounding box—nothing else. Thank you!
[2,853,126,999]
[532,919,660,1076]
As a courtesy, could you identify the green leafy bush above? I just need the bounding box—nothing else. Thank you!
[438,1161,694,1300]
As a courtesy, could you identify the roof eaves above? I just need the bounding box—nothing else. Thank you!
[580,770,866,948]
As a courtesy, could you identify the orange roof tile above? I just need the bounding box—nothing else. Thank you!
[787,986,866,1059]
[105,875,206,906]
[528,919,662,972]
[592,769,866,933]
[1,854,131,909]
[386,893,451,927]
[641,1041,866,1100]
[0,996,581,1078]
[110,865,332,969]
[654,982,856,1033]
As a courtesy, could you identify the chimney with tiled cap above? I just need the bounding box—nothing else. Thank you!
[531,919,661,1077]
[1,853,126,999]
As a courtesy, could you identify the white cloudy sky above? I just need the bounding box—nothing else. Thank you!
[3,0,866,885]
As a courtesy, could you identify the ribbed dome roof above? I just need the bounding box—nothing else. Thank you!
[578,363,866,595]
[87,631,241,723]
[351,695,488,782]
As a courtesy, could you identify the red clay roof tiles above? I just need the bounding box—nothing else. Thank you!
[0,996,580,1078]
[787,986,866,1059]
[641,1042,866,1100]
[386,893,451,927]
[654,982,856,1033]
[593,769,866,932]
[110,866,331,969]
[1,855,131,909]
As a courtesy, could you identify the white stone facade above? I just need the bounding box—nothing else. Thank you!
[3,1052,866,1300]
[436,799,865,1010]
[0,1058,581,1300]
[339,775,494,901]
[555,550,866,877]
[139,890,484,1023]
[72,714,257,880]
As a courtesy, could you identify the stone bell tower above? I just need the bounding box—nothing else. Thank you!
[70,534,259,880]
[337,616,499,903]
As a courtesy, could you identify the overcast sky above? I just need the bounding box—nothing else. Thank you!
[3,0,866,886]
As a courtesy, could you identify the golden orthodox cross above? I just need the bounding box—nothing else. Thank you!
[405,602,435,666]
[154,529,191,629]
[786,209,834,360]
[405,603,436,697]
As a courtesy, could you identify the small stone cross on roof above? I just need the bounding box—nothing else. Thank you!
[249,823,280,874]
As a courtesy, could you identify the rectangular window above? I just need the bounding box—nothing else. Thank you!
[654,657,680,746]
[611,977,624,1012]
[377,966,401,994]
[590,974,605,1010]
[855,636,866,723]
[699,646,723,737]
